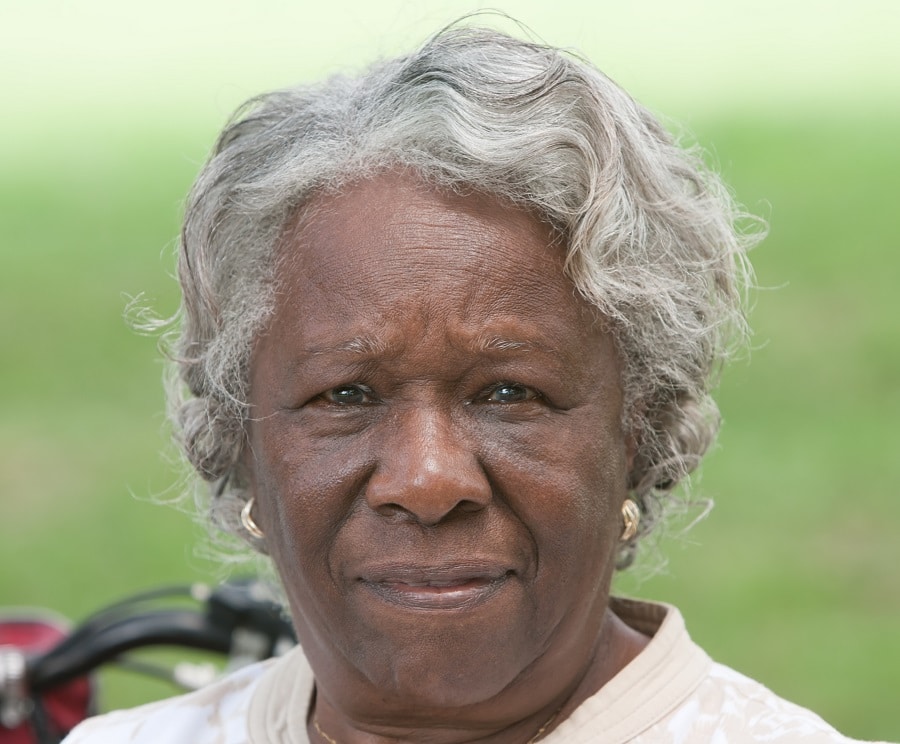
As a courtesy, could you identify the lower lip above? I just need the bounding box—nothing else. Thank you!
[361,574,511,610]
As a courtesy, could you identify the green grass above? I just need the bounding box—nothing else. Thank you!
[2,110,898,740]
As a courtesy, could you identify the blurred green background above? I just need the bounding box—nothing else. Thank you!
[1,1,898,740]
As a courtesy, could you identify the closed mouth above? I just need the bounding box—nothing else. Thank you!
[358,564,514,610]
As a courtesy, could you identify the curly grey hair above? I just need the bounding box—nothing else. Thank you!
[171,24,759,568]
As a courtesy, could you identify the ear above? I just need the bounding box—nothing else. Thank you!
[622,399,645,477]
[625,430,638,472]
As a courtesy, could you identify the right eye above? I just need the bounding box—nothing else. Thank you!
[483,382,538,404]
[319,384,376,406]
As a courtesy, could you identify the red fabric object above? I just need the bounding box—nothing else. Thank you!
[0,616,94,743]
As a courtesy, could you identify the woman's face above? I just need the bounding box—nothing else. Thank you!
[247,172,632,714]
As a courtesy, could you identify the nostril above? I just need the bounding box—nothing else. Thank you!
[369,501,412,522]
[368,495,487,527]
[457,498,487,514]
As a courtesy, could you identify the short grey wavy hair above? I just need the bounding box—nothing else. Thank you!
[171,24,759,568]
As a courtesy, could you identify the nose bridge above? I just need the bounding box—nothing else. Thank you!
[365,402,490,524]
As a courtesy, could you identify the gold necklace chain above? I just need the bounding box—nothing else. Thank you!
[524,708,560,743]
[313,717,339,744]
[312,708,559,744]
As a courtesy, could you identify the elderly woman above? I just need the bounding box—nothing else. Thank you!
[64,24,885,744]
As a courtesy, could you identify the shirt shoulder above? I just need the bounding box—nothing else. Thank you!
[636,661,889,744]
[549,601,892,744]
[61,659,274,744]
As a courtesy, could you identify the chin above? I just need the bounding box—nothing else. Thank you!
[341,590,548,710]
[357,640,532,711]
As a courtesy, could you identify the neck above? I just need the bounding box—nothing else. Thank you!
[310,695,562,744]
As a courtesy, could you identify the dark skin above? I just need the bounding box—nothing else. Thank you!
[246,172,649,743]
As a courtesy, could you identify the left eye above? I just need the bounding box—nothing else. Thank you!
[320,384,376,406]
[483,383,538,404]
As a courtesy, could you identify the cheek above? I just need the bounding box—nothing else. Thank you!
[480,412,628,560]
[247,417,372,563]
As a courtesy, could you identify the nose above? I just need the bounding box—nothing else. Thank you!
[364,406,491,526]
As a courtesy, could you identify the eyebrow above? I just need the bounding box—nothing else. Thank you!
[474,335,551,354]
[300,332,554,359]
[303,335,390,357]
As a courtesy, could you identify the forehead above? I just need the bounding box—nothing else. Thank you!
[265,171,603,352]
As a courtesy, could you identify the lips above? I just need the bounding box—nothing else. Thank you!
[358,562,514,610]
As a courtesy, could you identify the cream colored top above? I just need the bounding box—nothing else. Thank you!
[64,600,890,743]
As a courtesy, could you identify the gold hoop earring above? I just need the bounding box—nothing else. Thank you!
[620,499,640,542]
[241,497,265,539]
